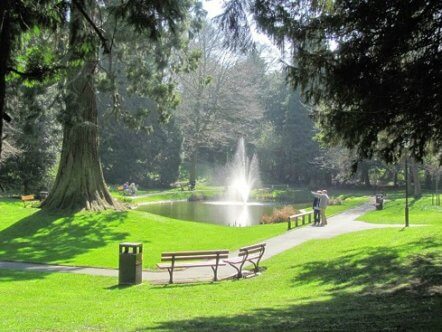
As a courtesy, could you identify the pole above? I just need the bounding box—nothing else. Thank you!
[405,157,409,227]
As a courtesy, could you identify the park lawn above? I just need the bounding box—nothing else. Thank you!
[0,198,287,269]
[326,195,369,216]
[0,198,36,231]
[359,194,442,225]
[0,223,440,331]
[0,195,369,269]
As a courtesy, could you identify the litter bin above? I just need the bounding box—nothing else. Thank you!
[375,194,384,210]
[119,242,143,285]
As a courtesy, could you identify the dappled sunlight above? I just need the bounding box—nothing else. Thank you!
[151,241,441,331]
[292,239,442,295]
[0,209,130,267]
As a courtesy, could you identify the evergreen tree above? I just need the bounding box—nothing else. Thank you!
[218,0,442,164]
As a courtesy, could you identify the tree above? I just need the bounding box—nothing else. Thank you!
[177,22,266,188]
[0,1,63,164]
[41,0,202,210]
[217,0,442,164]
[0,84,60,194]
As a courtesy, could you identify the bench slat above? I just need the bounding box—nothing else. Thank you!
[289,211,313,219]
[162,250,229,257]
[239,243,266,251]
[161,254,229,261]
[21,195,35,201]
[239,248,263,256]
[157,261,226,269]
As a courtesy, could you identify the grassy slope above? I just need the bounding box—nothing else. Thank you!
[0,195,368,269]
[359,194,442,225]
[0,224,440,331]
[0,199,287,269]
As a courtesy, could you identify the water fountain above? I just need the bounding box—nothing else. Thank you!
[204,138,264,226]
[226,137,260,203]
[138,138,282,227]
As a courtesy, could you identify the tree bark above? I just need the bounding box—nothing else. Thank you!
[0,3,11,163]
[410,158,421,199]
[189,149,197,190]
[360,164,371,188]
[41,0,121,211]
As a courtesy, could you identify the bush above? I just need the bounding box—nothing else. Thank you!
[261,205,298,224]
[188,193,208,201]
[329,196,344,205]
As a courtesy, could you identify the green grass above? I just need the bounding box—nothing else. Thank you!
[0,195,369,270]
[0,222,440,331]
[0,198,287,269]
[359,194,442,225]
[110,186,223,204]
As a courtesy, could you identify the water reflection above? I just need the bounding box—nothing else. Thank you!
[137,201,279,227]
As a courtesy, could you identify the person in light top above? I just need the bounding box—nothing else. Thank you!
[311,190,330,226]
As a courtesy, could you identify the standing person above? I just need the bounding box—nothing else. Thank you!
[311,190,329,226]
[312,193,321,225]
[319,190,329,226]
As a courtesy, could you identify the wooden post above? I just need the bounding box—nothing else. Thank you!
[287,217,291,230]
[295,217,298,227]
[308,213,312,223]
[302,215,305,225]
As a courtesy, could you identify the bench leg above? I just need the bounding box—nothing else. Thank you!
[210,266,219,281]
[227,262,242,278]
[167,268,174,284]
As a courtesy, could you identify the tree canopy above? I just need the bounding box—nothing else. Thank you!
[218,0,442,164]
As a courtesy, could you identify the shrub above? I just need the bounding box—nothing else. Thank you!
[261,205,298,224]
[329,196,344,205]
[188,193,208,201]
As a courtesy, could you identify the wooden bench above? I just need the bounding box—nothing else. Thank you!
[157,249,229,284]
[21,194,36,207]
[288,210,314,230]
[224,243,266,278]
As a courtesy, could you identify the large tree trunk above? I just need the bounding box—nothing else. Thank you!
[0,3,11,163]
[360,164,371,188]
[41,0,121,211]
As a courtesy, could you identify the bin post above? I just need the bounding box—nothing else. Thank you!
[119,242,143,285]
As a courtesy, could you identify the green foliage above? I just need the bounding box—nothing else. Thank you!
[218,0,442,163]
[0,84,60,193]
[257,76,324,186]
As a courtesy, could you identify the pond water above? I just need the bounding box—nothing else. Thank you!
[137,201,286,227]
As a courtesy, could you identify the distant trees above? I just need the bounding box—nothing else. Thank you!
[176,22,265,188]
[257,74,324,186]
[0,85,60,193]
[218,0,442,164]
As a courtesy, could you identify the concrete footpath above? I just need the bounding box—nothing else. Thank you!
[0,203,403,284]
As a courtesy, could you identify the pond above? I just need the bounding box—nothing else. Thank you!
[137,201,308,227]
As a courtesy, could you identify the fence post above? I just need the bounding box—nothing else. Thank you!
[287,217,291,230]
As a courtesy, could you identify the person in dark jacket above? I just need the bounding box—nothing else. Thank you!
[312,194,321,225]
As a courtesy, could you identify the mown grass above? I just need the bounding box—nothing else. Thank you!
[0,198,287,269]
[0,222,440,331]
[359,194,442,225]
[0,194,369,270]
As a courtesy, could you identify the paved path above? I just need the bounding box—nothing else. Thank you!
[0,203,403,284]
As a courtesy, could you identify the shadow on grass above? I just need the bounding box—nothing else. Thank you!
[0,209,130,280]
[148,240,442,331]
